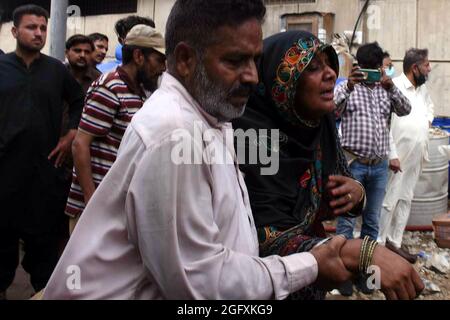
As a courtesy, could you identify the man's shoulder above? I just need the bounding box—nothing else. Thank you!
[0,52,16,64]
[99,70,126,89]
[131,89,200,148]
[40,54,66,68]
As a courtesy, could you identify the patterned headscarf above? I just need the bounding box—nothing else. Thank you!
[233,31,349,231]
[258,31,339,126]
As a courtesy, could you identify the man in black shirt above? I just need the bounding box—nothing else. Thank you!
[0,5,84,299]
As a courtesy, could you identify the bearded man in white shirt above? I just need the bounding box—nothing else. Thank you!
[379,48,434,263]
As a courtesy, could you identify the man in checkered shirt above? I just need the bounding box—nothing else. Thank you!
[333,42,411,258]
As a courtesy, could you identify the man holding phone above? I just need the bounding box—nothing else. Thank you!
[333,42,412,295]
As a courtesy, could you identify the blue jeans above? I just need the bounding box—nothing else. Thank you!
[336,159,389,240]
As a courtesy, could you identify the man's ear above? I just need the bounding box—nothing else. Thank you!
[133,48,145,67]
[11,26,18,39]
[173,42,197,79]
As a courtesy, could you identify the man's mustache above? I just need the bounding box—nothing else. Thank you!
[228,84,252,98]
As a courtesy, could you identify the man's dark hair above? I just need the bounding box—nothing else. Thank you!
[13,4,49,27]
[403,48,428,73]
[383,51,390,60]
[115,15,156,41]
[165,0,266,64]
[88,33,109,44]
[122,45,158,65]
[66,34,95,51]
[356,42,384,69]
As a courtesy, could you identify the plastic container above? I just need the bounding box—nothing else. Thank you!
[432,213,450,248]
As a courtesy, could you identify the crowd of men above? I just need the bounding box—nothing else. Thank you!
[0,0,434,300]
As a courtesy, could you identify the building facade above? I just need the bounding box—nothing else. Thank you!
[1,0,448,115]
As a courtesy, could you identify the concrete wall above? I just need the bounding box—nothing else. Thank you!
[263,0,450,116]
[0,0,175,59]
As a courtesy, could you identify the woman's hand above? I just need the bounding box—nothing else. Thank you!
[326,175,364,216]
[371,245,424,299]
[340,239,424,300]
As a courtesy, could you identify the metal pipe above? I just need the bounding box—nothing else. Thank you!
[49,0,68,61]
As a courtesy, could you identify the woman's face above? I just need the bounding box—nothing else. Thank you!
[294,51,337,120]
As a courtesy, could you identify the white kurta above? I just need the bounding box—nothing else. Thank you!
[383,73,434,210]
[42,73,318,300]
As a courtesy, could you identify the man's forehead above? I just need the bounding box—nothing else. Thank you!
[20,14,47,25]
[71,43,92,51]
[207,20,263,54]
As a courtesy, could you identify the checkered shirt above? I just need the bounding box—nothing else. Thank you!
[334,81,411,159]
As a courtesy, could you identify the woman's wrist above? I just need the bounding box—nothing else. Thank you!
[340,238,363,273]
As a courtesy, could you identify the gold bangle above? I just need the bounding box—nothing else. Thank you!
[359,236,378,274]
[359,236,370,273]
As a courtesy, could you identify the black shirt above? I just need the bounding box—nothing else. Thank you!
[0,52,84,163]
[0,49,4,55]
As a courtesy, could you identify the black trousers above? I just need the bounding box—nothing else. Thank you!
[0,228,61,292]
[0,153,70,293]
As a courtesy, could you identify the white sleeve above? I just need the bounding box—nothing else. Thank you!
[388,129,398,160]
[424,85,435,125]
[125,138,318,300]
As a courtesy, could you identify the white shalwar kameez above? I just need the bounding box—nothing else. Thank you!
[379,73,434,248]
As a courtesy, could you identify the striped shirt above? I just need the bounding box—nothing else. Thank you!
[65,67,145,217]
[334,81,411,159]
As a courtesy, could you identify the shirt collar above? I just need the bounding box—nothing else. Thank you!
[13,51,44,68]
[160,72,223,128]
[399,73,415,90]
[65,62,99,82]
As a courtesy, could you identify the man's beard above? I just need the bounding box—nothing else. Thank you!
[70,60,88,72]
[17,38,44,53]
[189,61,251,123]
[138,68,158,93]
[414,69,428,87]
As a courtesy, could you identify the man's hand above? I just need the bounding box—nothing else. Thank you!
[389,159,402,174]
[310,236,352,291]
[48,129,77,168]
[372,245,424,299]
[326,175,364,216]
[380,68,394,91]
[347,65,364,91]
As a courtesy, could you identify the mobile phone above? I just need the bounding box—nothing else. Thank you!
[359,68,381,83]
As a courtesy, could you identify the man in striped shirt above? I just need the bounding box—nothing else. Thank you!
[66,25,166,233]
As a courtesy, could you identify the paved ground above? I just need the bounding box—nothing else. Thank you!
[6,245,35,300]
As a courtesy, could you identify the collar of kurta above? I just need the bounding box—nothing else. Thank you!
[13,51,44,69]
[65,62,100,82]
[161,72,224,129]
[399,72,415,90]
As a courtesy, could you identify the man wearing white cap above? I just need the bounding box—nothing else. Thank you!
[64,25,166,233]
